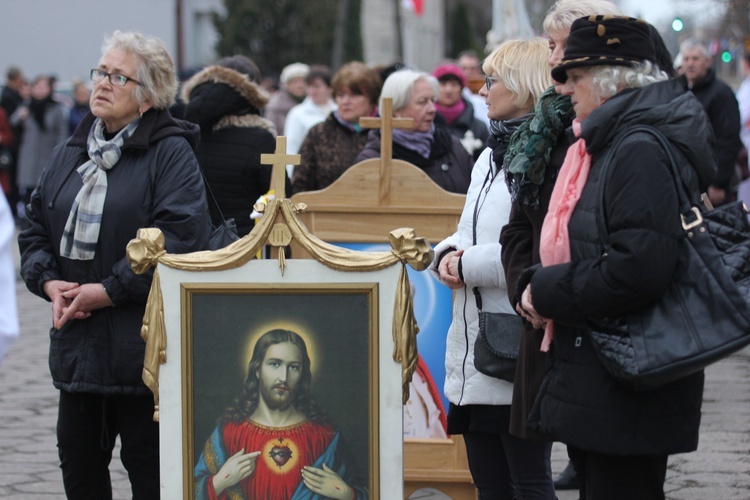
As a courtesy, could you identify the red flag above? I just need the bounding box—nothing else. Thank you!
[402,0,424,16]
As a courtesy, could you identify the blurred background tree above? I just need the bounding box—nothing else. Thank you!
[447,1,483,58]
[213,0,363,76]
[445,0,555,58]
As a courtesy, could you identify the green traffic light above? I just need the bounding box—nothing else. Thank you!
[672,18,684,32]
[721,51,732,63]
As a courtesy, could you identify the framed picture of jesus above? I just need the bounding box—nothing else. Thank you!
[150,258,406,500]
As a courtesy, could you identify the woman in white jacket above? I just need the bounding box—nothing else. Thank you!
[428,38,554,499]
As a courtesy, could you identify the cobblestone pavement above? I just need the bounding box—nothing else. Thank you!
[2,240,749,498]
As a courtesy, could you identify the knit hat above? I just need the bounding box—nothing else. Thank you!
[432,63,467,88]
[551,15,655,83]
[280,62,310,84]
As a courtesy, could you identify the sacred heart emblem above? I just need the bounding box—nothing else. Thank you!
[269,445,293,467]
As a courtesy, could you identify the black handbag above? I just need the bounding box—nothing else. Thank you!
[469,164,523,382]
[473,287,523,382]
[207,216,240,250]
[589,125,750,390]
[147,141,239,251]
[202,172,240,251]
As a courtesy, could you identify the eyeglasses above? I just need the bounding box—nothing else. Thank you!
[90,69,141,87]
[485,75,499,90]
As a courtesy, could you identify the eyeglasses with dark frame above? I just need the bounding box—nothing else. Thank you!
[90,69,141,87]
[485,75,499,91]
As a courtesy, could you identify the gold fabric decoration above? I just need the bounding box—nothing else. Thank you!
[126,198,433,419]
[597,24,606,37]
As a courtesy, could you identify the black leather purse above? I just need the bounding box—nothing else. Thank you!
[473,287,523,382]
[469,163,523,382]
[590,125,750,390]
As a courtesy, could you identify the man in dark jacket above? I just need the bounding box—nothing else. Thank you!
[679,39,742,206]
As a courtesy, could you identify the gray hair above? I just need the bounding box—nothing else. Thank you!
[380,69,438,112]
[588,61,668,102]
[101,31,178,110]
[543,0,622,34]
[679,38,710,59]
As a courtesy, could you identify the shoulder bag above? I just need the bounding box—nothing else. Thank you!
[201,170,240,251]
[590,125,750,390]
[469,160,523,382]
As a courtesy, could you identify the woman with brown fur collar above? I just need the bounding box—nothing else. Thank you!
[182,55,286,236]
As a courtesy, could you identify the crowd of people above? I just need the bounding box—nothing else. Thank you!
[2,0,750,497]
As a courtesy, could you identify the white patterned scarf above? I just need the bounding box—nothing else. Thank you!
[60,116,140,260]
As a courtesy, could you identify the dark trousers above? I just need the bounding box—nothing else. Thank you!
[57,391,160,500]
[462,427,555,499]
[570,446,668,500]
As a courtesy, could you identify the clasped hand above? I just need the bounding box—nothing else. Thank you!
[438,249,465,290]
[43,280,114,329]
[517,283,548,330]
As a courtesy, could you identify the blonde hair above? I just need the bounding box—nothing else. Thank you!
[543,0,622,34]
[102,31,178,109]
[482,38,552,109]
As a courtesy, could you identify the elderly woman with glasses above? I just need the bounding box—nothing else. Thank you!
[18,31,211,497]
[354,68,473,194]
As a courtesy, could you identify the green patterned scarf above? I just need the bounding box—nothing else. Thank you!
[503,87,575,208]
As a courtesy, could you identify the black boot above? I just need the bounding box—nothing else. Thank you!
[554,461,579,490]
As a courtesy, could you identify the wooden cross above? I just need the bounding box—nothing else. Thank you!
[359,98,414,203]
[261,136,300,200]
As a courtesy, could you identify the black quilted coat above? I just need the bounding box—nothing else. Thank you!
[521,79,714,455]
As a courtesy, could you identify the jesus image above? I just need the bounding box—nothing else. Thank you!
[194,328,367,499]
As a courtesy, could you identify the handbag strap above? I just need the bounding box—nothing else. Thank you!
[596,125,700,247]
[198,168,230,224]
[472,156,499,312]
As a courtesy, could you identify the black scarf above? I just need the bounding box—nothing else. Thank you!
[487,113,533,169]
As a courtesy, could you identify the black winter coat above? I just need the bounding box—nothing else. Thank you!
[18,109,212,395]
[524,79,714,455]
[182,65,287,236]
[500,136,569,442]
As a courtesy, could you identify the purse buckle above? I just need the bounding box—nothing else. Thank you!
[681,206,703,231]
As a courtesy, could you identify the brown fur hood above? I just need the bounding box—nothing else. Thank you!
[181,65,275,134]
[182,65,269,109]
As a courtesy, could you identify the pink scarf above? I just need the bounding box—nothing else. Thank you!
[435,99,466,125]
[538,119,592,351]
